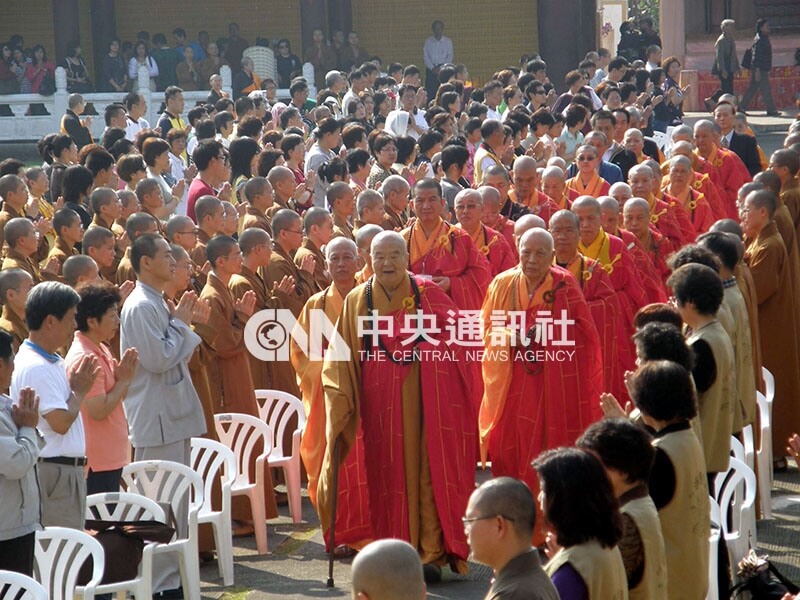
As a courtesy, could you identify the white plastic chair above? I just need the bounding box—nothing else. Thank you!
[651,130,669,150]
[0,570,47,600]
[762,367,775,405]
[191,437,236,586]
[730,435,745,464]
[756,390,774,519]
[81,492,166,599]
[714,457,757,569]
[34,527,103,600]
[742,424,756,475]
[214,413,273,554]
[121,460,203,600]
[255,389,307,523]
[707,497,721,600]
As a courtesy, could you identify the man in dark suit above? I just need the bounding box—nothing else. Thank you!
[591,110,638,181]
[715,101,761,176]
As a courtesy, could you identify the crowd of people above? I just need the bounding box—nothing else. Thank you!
[0,12,799,600]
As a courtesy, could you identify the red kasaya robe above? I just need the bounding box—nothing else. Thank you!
[659,190,697,244]
[402,218,492,310]
[509,189,560,224]
[566,171,611,199]
[616,227,668,303]
[319,275,476,568]
[459,223,517,277]
[644,193,687,252]
[480,266,603,542]
[640,227,672,288]
[695,146,751,220]
[560,253,630,401]
[666,187,715,238]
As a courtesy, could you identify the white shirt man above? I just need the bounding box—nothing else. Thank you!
[423,29,453,70]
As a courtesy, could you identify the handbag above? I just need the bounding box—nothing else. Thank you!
[730,551,800,599]
[77,519,175,585]
[741,47,753,70]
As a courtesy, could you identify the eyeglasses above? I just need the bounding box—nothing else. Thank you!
[577,155,596,162]
[285,229,304,236]
[225,252,243,260]
[462,514,516,528]
[216,155,229,164]
[177,229,198,236]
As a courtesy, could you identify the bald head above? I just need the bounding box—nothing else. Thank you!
[671,140,694,158]
[371,230,407,257]
[325,236,358,260]
[238,227,270,255]
[599,195,620,233]
[351,539,425,600]
[512,155,537,174]
[671,124,693,142]
[519,227,554,253]
[629,163,654,181]
[546,156,567,171]
[608,182,632,203]
[599,196,619,213]
[624,197,651,214]
[355,224,383,251]
[4,218,33,249]
[694,119,715,135]
[267,165,295,188]
[571,195,602,216]
[542,166,565,182]
[514,214,546,242]
[62,255,99,287]
[470,477,537,539]
[550,209,579,229]
[477,185,501,208]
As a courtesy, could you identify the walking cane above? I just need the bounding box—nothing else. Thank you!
[327,437,341,588]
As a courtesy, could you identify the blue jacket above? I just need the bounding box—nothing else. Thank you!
[567,160,623,185]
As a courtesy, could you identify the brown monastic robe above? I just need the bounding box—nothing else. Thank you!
[332,214,355,241]
[735,262,764,393]
[2,248,43,283]
[745,221,800,451]
[0,305,27,352]
[116,247,136,285]
[239,205,272,236]
[44,236,78,277]
[194,272,278,521]
[293,239,330,293]
[190,230,213,289]
[0,204,49,262]
[91,214,125,282]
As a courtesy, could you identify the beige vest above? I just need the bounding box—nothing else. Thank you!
[653,428,710,600]
[473,144,501,187]
[620,495,668,600]
[687,320,736,473]
[544,540,628,599]
[724,285,757,427]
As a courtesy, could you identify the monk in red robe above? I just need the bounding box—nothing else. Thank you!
[508,156,560,221]
[480,228,603,543]
[667,140,727,220]
[664,155,715,237]
[455,189,516,277]
[600,195,667,303]
[623,198,671,287]
[628,164,687,252]
[572,196,647,370]
[479,185,517,257]
[290,238,371,552]
[694,119,751,220]
[550,209,629,400]
[400,179,492,310]
[566,144,611,199]
[319,231,477,581]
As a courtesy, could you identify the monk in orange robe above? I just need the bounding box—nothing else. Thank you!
[664,155,715,237]
[550,210,629,401]
[480,229,602,543]
[742,189,800,460]
[290,238,371,551]
[565,144,611,199]
[479,185,518,258]
[599,195,667,303]
[354,224,383,285]
[629,164,687,251]
[694,119,751,219]
[194,235,279,523]
[402,179,492,311]
[455,190,516,277]
[508,156,560,222]
[319,231,476,579]
[623,198,671,287]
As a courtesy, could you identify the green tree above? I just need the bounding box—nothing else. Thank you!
[628,0,660,29]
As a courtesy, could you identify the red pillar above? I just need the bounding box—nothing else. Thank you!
[53,0,81,65]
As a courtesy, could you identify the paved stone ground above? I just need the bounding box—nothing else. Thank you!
[197,461,800,599]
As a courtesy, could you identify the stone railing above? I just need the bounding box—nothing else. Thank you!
[0,62,315,142]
